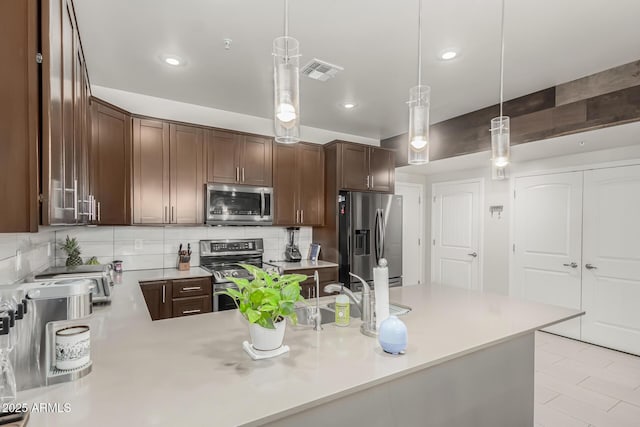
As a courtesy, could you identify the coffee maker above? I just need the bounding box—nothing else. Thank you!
[13,279,93,391]
[285,227,302,262]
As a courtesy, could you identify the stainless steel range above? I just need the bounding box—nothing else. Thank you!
[200,239,274,311]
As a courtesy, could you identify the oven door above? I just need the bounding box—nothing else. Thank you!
[213,284,239,312]
[206,183,273,225]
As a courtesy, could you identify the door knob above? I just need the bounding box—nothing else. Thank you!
[563,262,578,268]
[468,252,478,258]
[585,264,598,270]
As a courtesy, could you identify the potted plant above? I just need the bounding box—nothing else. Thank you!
[217,264,307,351]
[60,236,83,267]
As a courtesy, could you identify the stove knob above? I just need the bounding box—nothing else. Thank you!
[231,271,239,277]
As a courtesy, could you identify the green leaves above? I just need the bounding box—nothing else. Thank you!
[220,265,306,329]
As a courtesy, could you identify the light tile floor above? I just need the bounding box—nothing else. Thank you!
[534,331,640,427]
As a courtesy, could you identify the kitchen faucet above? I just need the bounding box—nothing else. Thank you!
[324,272,377,337]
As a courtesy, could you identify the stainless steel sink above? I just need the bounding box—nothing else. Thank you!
[294,306,335,326]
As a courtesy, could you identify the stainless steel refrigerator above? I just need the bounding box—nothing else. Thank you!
[338,191,403,290]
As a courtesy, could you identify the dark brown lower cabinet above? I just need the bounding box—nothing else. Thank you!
[140,280,172,321]
[287,267,338,300]
[140,276,212,321]
[173,296,212,317]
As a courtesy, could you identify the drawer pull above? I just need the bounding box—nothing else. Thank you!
[183,309,201,314]
[181,287,202,291]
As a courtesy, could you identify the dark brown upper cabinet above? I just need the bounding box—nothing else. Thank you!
[170,124,205,224]
[368,147,395,192]
[340,143,369,191]
[207,131,273,187]
[0,0,39,232]
[132,118,170,224]
[329,141,396,194]
[273,142,325,226]
[132,118,205,225]
[89,98,132,225]
[40,0,92,227]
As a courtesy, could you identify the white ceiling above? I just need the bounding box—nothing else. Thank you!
[75,0,640,140]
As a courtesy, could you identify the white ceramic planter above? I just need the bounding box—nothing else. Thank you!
[55,325,91,371]
[249,320,286,351]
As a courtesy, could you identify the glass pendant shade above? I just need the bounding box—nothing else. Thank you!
[273,36,300,144]
[408,85,430,165]
[490,116,510,168]
[491,162,509,180]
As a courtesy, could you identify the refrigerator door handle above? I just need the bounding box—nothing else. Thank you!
[374,209,382,264]
[378,209,385,260]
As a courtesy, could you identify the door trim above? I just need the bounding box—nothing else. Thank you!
[431,178,485,291]
[395,181,425,285]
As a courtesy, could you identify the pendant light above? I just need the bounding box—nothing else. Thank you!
[407,0,430,165]
[490,0,509,178]
[273,0,300,144]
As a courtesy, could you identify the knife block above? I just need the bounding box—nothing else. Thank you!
[177,257,191,271]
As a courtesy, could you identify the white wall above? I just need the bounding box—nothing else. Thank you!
[93,86,380,146]
[414,144,640,295]
[53,226,312,271]
[0,228,56,285]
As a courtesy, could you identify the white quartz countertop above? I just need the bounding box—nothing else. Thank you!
[18,269,582,426]
[133,266,212,281]
[266,260,338,271]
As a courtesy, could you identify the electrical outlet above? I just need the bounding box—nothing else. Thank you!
[134,239,143,250]
[15,249,22,272]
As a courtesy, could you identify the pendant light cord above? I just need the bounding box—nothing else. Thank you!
[284,0,289,37]
[499,0,505,118]
[417,0,422,89]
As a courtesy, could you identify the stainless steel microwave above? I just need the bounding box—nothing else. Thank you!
[205,183,273,225]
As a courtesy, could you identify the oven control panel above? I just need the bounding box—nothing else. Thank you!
[200,239,264,256]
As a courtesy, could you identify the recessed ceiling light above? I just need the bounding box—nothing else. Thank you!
[440,50,458,60]
[342,102,357,109]
[164,56,182,66]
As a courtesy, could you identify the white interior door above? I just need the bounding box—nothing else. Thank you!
[513,172,583,339]
[396,182,424,285]
[582,165,640,355]
[431,180,482,290]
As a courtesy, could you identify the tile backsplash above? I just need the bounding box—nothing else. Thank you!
[0,228,56,285]
[53,226,313,271]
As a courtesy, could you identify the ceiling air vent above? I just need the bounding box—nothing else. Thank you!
[301,59,344,82]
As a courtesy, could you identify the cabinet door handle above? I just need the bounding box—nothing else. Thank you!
[366,175,370,189]
[97,202,101,223]
[164,206,168,223]
[301,210,304,224]
[162,285,166,304]
[181,287,201,291]
[242,167,245,182]
[371,175,374,188]
[171,206,175,223]
[236,167,239,182]
[183,309,201,315]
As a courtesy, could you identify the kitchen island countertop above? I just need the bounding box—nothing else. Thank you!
[18,268,581,426]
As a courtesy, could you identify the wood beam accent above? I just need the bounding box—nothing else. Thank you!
[382,60,640,167]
